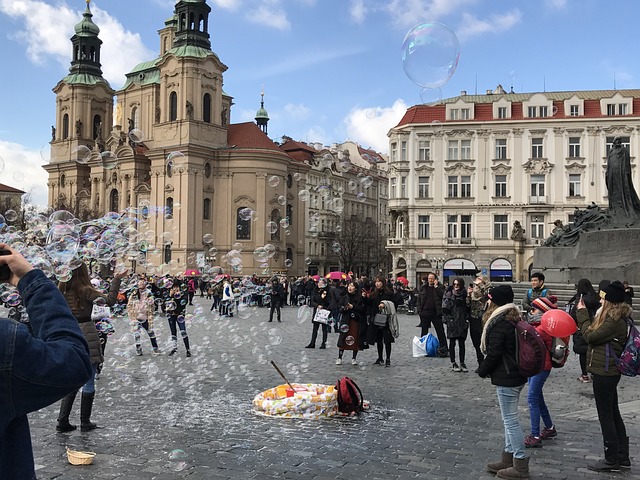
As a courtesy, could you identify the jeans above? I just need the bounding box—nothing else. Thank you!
[168,314,190,351]
[82,363,98,394]
[592,374,627,448]
[527,370,552,436]
[496,385,526,459]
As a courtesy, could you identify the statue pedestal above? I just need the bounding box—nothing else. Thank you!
[534,228,640,284]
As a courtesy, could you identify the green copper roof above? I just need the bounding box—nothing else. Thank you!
[74,3,100,36]
[166,45,215,59]
[255,107,269,119]
[62,73,111,87]
[121,59,161,89]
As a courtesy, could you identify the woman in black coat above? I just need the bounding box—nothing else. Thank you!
[336,281,367,365]
[364,277,397,366]
[305,279,331,349]
[567,278,600,383]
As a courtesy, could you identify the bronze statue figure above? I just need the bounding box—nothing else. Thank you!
[606,136,640,223]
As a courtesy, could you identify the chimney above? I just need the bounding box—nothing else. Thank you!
[461,90,467,96]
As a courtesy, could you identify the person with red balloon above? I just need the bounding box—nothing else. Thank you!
[523,296,565,449]
[576,281,631,472]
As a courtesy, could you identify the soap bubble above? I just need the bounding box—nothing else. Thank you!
[401,21,460,89]
[4,210,18,222]
[340,323,349,333]
[202,233,214,244]
[293,172,302,181]
[279,218,290,229]
[277,195,286,206]
[266,221,278,234]
[304,257,312,265]
[365,108,377,119]
[268,175,280,187]
[345,335,355,346]
[101,151,118,170]
[167,151,186,169]
[128,128,144,143]
[239,207,253,221]
[74,145,92,164]
[298,190,310,202]
[268,328,282,345]
[420,87,442,106]
[356,192,366,202]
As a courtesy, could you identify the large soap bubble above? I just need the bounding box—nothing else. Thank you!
[401,22,460,89]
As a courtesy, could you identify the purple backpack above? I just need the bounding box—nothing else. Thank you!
[606,318,640,377]
[508,318,546,377]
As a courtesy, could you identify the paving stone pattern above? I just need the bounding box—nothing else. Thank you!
[23,300,639,479]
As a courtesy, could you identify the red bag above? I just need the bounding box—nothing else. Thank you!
[336,376,363,414]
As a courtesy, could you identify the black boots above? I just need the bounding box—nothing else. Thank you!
[80,392,98,432]
[619,436,631,469]
[56,391,78,432]
[588,442,621,472]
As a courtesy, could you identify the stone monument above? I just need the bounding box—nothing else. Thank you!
[534,137,640,283]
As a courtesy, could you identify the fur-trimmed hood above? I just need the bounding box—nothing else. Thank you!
[480,303,521,354]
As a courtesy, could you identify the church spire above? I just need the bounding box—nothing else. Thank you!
[173,0,212,50]
[68,0,103,77]
[255,88,270,134]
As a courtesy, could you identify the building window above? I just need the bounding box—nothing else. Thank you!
[461,175,471,197]
[400,176,407,198]
[539,106,548,117]
[606,136,630,156]
[92,114,102,140]
[460,215,471,243]
[450,109,459,120]
[62,114,69,139]
[131,107,139,129]
[530,174,545,201]
[418,176,430,198]
[390,177,397,198]
[497,106,507,119]
[390,143,397,162]
[165,197,173,216]
[494,215,508,239]
[448,140,459,160]
[495,139,507,159]
[495,175,507,197]
[204,162,211,178]
[236,207,250,240]
[448,176,458,197]
[447,215,458,240]
[619,104,628,115]
[286,204,293,228]
[60,174,66,188]
[569,104,579,116]
[203,93,211,123]
[461,108,470,120]
[461,140,471,159]
[569,137,581,158]
[569,174,581,197]
[528,106,537,118]
[531,138,544,158]
[203,198,211,220]
[530,214,544,239]
[169,92,178,121]
[418,140,430,161]
[417,215,430,239]
[110,189,119,212]
[400,141,407,161]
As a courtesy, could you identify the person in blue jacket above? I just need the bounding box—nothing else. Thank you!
[0,243,92,479]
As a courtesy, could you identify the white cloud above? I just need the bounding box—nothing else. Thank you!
[246,2,291,30]
[283,103,310,120]
[344,100,408,154]
[350,0,367,24]
[456,10,522,42]
[0,140,49,206]
[545,0,567,9]
[0,0,154,89]
[303,126,330,146]
[384,0,475,29]
[211,0,243,9]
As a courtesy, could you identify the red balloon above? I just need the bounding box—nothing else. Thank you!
[540,309,577,337]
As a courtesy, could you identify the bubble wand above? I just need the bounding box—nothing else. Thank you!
[270,361,296,392]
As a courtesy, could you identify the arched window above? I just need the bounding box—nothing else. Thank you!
[203,93,211,123]
[74,45,79,61]
[286,247,293,262]
[169,92,178,121]
[189,13,195,30]
[180,13,186,31]
[198,14,204,31]
[236,207,251,240]
[166,197,173,216]
[163,37,168,55]
[60,174,66,188]
[131,107,138,128]
[287,174,292,188]
[203,198,211,220]
[62,114,69,139]
[270,209,281,241]
[89,46,96,62]
[110,189,119,212]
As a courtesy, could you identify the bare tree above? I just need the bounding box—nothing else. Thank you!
[332,216,390,277]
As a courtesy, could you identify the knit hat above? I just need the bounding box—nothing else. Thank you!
[488,285,514,306]
[531,295,558,312]
[600,280,625,303]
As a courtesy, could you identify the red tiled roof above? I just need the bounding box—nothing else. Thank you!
[279,139,316,163]
[227,122,284,152]
[0,183,25,194]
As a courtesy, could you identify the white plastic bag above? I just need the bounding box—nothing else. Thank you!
[412,335,428,357]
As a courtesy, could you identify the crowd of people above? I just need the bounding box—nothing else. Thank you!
[0,246,635,478]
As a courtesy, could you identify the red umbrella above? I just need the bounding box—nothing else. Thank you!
[184,269,202,276]
[325,271,351,281]
[311,275,321,281]
[396,276,409,287]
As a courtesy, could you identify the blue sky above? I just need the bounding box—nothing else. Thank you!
[1,0,640,206]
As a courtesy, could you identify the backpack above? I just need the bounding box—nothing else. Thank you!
[607,318,640,377]
[336,376,364,414]
[527,287,548,303]
[507,318,547,377]
[547,337,570,368]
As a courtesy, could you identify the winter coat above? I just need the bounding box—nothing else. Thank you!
[523,284,550,312]
[442,287,469,339]
[364,287,396,345]
[477,304,527,387]
[418,284,444,317]
[61,277,121,365]
[337,290,366,350]
[467,282,488,319]
[576,303,630,376]
[310,286,331,322]
[568,292,599,354]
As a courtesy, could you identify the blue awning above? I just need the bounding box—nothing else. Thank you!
[491,270,513,277]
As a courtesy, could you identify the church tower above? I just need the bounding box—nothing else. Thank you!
[255,89,270,134]
[44,0,114,214]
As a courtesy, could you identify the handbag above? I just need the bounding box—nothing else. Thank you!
[91,304,111,321]
[313,308,331,324]
[373,313,388,327]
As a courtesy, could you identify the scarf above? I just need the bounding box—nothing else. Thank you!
[480,303,517,354]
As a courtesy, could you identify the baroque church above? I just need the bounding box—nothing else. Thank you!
[44,0,310,276]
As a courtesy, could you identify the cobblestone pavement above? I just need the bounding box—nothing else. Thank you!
[22,299,639,479]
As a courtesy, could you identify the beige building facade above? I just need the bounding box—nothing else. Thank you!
[43,0,311,276]
[387,87,640,287]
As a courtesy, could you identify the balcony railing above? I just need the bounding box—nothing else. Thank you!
[446,237,475,246]
[387,238,403,246]
[529,195,548,204]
